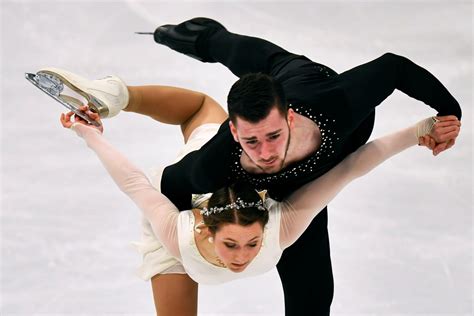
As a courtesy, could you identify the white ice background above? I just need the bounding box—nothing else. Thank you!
[1,1,472,315]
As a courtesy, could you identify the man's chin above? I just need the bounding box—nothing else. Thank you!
[258,163,283,174]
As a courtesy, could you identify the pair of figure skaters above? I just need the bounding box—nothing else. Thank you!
[41,18,461,316]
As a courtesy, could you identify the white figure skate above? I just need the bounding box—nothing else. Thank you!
[25,68,129,126]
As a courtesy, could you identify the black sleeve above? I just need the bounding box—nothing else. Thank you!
[160,122,234,210]
[338,53,462,122]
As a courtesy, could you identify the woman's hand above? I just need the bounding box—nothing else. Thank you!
[418,115,461,156]
[60,105,104,134]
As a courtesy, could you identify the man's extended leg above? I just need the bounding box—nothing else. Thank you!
[277,209,333,316]
[154,17,308,78]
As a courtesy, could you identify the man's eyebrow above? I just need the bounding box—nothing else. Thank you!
[241,129,282,140]
[266,129,282,136]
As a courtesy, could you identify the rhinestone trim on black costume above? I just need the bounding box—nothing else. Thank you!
[229,104,339,187]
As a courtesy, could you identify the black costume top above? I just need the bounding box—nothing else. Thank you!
[161,53,461,210]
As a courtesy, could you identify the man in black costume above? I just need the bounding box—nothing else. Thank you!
[140,17,461,315]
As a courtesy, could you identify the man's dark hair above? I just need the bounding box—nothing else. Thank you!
[227,73,288,124]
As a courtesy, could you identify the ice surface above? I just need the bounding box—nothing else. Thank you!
[1,1,472,315]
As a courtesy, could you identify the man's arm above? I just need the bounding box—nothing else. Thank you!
[279,116,460,249]
[338,53,462,155]
[339,52,462,120]
[160,123,235,210]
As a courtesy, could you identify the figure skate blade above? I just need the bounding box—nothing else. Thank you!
[25,72,101,127]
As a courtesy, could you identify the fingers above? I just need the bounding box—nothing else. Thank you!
[429,136,436,149]
[60,113,69,128]
[60,105,104,135]
[419,135,436,150]
[60,111,75,128]
[435,115,460,123]
[431,121,461,142]
[445,138,456,150]
[86,110,101,122]
[418,116,460,155]
[422,135,436,150]
[433,120,461,128]
[439,130,460,143]
[432,142,448,156]
[79,104,103,124]
[431,137,457,156]
[432,126,461,142]
[418,137,425,147]
[65,110,75,121]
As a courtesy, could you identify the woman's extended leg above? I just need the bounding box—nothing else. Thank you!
[124,85,227,142]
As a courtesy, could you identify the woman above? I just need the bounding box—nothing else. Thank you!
[60,100,458,314]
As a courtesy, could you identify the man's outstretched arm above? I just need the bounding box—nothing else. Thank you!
[338,52,462,154]
[339,52,462,119]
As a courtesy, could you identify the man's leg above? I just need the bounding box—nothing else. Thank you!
[277,208,333,316]
[154,17,307,78]
[151,273,198,316]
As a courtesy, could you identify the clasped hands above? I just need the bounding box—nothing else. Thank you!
[418,115,461,156]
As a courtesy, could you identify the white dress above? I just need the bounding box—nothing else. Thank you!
[71,119,423,284]
[134,123,222,279]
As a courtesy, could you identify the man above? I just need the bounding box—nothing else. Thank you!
[140,17,461,315]
[38,17,461,315]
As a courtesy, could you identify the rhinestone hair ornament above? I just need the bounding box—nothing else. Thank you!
[200,197,267,216]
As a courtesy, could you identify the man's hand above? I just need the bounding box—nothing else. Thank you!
[418,115,461,156]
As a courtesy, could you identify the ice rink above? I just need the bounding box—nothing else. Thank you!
[1,1,472,315]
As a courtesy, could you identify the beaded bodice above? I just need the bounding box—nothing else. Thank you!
[229,103,342,191]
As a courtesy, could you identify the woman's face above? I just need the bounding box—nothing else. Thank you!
[213,222,264,272]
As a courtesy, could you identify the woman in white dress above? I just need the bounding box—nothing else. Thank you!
[60,101,459,314]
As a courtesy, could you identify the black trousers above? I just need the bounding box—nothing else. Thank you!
[198,28,338,316]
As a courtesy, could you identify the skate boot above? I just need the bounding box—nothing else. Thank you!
[27,67,129,119]
[153,17,227,62]
[25,71,98,126]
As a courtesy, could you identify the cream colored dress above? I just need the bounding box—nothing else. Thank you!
[71,119,422,284]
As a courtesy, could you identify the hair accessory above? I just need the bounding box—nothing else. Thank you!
[200,197,266,216]
[192,193,213,208]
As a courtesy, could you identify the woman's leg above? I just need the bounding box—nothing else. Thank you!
[125,85,227,142]
[151,273,198,316]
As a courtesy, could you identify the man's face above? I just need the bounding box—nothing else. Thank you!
[230,107,294,174]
